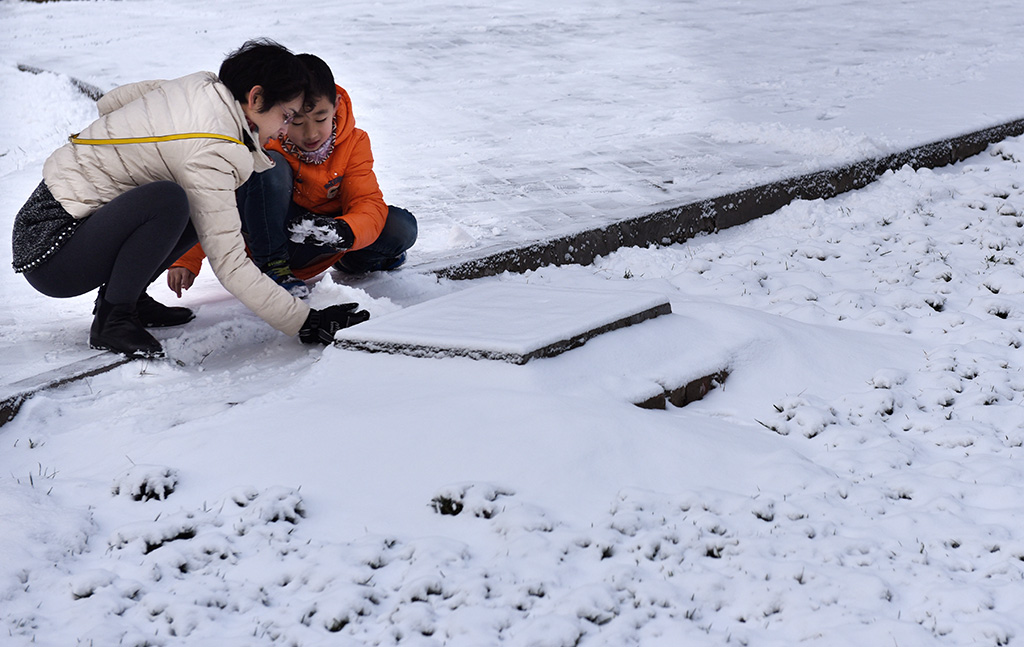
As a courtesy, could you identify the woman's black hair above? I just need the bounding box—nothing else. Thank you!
[297,53,338,108]
[219,38,307,113]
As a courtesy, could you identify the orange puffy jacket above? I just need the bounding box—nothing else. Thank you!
[171,84,388,280]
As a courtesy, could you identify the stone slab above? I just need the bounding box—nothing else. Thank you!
[333,283,672,364]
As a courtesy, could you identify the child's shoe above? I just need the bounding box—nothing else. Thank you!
[334,252,407,274]
[379,252,408,271]
[260,259,310,298]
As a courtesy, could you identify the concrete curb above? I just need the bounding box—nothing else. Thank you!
[17,64,105,101]
[430,118,1024,281]
[1,353,133,427]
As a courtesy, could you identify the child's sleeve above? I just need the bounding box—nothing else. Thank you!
[337,130,388,251]
[171,243,207,277]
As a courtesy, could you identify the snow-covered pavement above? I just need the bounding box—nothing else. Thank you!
[2,1,1024,646]
[4,0,1024,265]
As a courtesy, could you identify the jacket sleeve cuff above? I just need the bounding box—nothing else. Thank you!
[170,243,206,276]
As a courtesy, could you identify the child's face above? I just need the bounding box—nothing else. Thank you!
[287,95,338,151]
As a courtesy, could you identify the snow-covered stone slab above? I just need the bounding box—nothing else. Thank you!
[333,283,672,364]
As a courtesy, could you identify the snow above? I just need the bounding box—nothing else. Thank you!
[2,1,1024,646]
[289,217,352,247]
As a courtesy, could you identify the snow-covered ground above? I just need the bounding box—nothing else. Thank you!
[3,1,1024,646]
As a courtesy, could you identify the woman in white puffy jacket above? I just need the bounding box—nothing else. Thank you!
[12,39,368,357]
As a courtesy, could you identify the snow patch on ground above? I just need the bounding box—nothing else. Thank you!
[5,145,1024,645]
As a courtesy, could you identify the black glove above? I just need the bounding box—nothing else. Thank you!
[299,303,370,344]
[288,213,355,250]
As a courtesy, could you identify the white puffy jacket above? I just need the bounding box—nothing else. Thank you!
[42,71,309,335]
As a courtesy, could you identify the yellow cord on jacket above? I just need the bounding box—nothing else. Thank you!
[69,132,243,146]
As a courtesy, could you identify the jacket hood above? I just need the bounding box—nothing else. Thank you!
[333,84,355,145]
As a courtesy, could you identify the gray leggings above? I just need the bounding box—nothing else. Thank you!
[24,181,197,305]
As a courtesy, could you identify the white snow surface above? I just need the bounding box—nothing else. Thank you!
[2,2,1024,646]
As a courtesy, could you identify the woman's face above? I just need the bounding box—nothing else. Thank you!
[287,95,338,152]
[242,86,303,146]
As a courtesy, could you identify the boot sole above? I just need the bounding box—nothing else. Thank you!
[89,342,165,359]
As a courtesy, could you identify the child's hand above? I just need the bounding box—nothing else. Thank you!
[167,267,196,298]
[288,214,354,250]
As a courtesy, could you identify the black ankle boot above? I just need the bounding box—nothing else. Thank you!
[90,299,164,358]
[136,292,195,328]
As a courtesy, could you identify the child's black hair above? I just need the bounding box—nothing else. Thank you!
[219,38,307,113]
[297,53,338,108]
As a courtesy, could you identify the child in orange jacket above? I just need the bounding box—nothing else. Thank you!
[168,54,417,298]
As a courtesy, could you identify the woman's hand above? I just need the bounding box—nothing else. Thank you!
[167,267,196,298]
